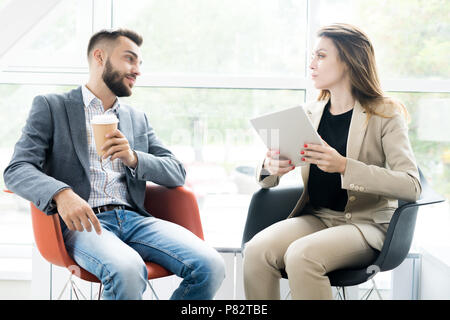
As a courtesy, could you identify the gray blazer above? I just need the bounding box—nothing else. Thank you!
[3,86,186,217]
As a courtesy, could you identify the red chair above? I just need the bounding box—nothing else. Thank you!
[6,185,203,299]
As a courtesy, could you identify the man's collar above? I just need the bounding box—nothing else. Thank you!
[81,85,120,112]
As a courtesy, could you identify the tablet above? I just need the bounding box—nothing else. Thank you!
[250,105,323,166]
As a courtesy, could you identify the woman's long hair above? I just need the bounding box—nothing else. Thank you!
[316,23,408,121]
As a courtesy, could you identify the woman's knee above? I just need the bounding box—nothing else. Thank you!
[284,240,325,275]
[243,228,278,262]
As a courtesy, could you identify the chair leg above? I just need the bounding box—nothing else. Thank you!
[97,283,103,300]
[147,280,160,300]
[360,278,383,300]
[334,287,347,300]
[283,289,291,300]
[49,263,53,300]
[372,278,383,300]
[55,272,91,300]
[334,289,340,300]
[71,281,79,300]
[361,287,374,300]
[57,273,72,300]
[335,287,341,300]
[70,277,87,300]
[53,272,160,300]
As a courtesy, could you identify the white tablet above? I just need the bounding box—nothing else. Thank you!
[250,105,323,166]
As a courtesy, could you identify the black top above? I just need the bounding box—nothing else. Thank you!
[307,101,353,212]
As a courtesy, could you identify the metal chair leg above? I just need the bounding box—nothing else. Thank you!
[55,272,92,300]
[57,273,72,300]
[371,278,383,300]
[51,268,159,300]
[361,286,375,300]
[335,287,345,300]
[49,263,53,300]
[283,289,291,300]
[97,283,103,300]
[360,278,383,300]
[147,280,160,300]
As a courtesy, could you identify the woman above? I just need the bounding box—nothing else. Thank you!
[243,23,422,300]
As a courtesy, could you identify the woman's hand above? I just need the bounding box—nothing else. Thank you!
[301,140,347,174]
[263,149,295,176]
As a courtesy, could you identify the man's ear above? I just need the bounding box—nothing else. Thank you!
[92,48,105,66]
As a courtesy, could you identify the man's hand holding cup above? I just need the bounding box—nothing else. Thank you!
[101,129,138,169]
[91,114,137,169]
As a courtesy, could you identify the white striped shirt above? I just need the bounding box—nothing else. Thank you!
[81,85,133,209]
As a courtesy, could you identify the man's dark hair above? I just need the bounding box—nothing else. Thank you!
[87,28,143,58]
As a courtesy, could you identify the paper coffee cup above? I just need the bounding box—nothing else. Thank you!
[91,114,119,156]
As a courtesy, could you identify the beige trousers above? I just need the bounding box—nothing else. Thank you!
[243,206,379,300]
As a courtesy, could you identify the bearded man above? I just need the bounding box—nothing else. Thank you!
[4,29,225,300]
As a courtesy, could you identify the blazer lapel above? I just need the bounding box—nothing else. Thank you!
[64,87,90,179]
[117,106,134,148]
[310,99,329,131]
[301,98,329,188]
[346,100,368,160]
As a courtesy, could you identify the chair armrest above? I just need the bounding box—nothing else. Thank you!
[242,185,304,247]
[414,167,446,206]
[5,189,77,268]
[30,203,76,268]
[144,184,204,240]
[375,168,446,271]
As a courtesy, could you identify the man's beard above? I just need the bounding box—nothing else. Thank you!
[102,59,133,97]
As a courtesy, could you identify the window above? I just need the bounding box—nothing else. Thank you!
[113,0,308,76]
[388,92,450,198]
[317,0,450,80]
[2,1,92,71]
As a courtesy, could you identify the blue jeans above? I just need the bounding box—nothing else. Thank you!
[62,209,225,300]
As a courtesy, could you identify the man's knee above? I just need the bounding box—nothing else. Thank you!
[113,258,147,280]
[103,254,148,299]
[198,249,226,285]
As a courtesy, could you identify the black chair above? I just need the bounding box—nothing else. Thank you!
[241,168,446,299]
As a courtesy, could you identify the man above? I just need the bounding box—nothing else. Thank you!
[4,29,225,300]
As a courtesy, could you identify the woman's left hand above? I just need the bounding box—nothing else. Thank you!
[301,139,347,174]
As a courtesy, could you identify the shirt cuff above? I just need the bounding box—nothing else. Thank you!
[126,150,138,178]
[127,166,137,178]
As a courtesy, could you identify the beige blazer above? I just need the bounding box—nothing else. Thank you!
[256,98,422,251]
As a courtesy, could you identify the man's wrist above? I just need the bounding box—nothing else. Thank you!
[129,150,138,169]
[53,187,71,204]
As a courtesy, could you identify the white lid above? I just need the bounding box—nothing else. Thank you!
[91,114,119,124]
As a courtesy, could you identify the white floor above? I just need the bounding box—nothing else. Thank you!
[1,248,395,300]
